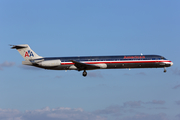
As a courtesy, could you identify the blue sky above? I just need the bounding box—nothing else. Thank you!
[0,0,180,120]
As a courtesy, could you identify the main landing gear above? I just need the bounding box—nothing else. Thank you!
[164,67,167,73]
[83,70,87,77]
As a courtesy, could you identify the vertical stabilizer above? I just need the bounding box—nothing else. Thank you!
[11,44,43,60]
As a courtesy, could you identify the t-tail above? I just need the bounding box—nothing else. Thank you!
[11,44,43,60]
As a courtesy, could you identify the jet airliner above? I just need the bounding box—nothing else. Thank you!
[11,44,173,77]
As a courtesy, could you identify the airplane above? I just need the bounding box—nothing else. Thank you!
[11,44,173,77]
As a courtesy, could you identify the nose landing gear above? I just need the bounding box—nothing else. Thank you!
[164,67,167,73]
[83,70,87,77]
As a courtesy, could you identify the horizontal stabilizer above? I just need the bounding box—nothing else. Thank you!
[22,60,33,65]
[10,45,28,49]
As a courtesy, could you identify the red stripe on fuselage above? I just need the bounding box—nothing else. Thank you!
[61,60,172,65]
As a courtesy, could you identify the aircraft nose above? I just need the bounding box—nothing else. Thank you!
[170,62,173,66]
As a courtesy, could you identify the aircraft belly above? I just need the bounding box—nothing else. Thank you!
[106,63,159,69]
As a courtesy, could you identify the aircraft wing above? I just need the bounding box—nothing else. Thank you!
[69,60,100,71]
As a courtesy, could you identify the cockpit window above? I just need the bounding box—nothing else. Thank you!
[161,56,166,60]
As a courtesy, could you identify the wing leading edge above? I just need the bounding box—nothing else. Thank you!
[69,60,100,71]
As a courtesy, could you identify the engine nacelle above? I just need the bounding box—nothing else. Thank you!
[38,60,61,67]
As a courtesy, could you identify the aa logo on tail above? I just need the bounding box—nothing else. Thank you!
[25,50,34,57]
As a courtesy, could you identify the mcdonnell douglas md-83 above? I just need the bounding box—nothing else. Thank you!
[11,44,173,77]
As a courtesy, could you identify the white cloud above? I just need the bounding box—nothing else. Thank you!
[0,107,106,120]
[94,105,123,116]
[176,113,180,119]
[146,100,165,105]
[122,113,168,120]
[0,104,175,120]
[123,101,143,108]
[0,108,21,120]
[173,84,180,89]
[0,100,171,120]
[172,68,180,76]
[175,100,180,105]
[93,101,170,120]
[18,65,41,70]
[0,61,15,70]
